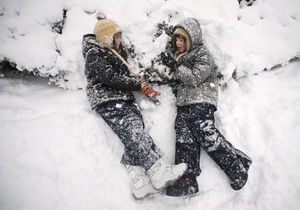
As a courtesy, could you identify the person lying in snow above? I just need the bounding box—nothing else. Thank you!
[160,17,252,196]
[82,12,187,199]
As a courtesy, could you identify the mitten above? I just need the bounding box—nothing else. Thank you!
[161,52,180,71]
[141,83,161,96]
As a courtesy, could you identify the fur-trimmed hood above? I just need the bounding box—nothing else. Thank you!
[173,17,203,52]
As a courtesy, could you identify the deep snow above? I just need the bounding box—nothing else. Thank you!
[1,0,300,209]
[1,61,300,210]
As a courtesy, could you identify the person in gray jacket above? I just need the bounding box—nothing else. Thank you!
[161,17,252,196]
[82,12,187,199]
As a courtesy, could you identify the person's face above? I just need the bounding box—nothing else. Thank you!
[175,36,187,53]
[114,33,122,49]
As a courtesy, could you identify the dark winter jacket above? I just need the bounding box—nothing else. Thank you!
[172,18,218,108]
[82,34,140,110]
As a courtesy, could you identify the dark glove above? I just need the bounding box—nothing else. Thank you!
[161,52,180,72]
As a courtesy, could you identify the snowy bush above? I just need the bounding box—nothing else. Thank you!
[0,0,299,89]
[239,0,256,8]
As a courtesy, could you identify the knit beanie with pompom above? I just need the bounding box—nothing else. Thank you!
[93,12,122,49]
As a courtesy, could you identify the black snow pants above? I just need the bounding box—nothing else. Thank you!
[96,100,163,171]
[174,103,251,180]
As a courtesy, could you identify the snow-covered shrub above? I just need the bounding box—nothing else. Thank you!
[139,21,175,84]
[0,0,299,90]
[51,10,67,35]
[238,0,256,8]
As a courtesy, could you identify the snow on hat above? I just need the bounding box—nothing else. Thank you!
[173,27,191,53]
[93,12,122,49]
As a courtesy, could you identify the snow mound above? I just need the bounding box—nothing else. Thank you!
[0,0,300,89]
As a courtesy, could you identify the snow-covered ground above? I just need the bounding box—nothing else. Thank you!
[1,0,300,209]
[1,61,300,210]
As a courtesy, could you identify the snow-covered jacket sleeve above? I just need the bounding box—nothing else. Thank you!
[174,47,213,86]
[86,48,141,91]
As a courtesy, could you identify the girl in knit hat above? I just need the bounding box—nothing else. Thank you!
[82,12,188,199]
[161,17,252,196]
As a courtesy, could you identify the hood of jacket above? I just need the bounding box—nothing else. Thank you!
[82,34,99,58]
[173,17,203,52]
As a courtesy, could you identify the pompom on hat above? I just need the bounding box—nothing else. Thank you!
[94,12,122,49]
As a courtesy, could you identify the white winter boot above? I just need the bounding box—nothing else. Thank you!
[147,160,188,190]
[128,165,161,199]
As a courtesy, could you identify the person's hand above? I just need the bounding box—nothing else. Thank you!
[161,52,180,71]
[141,82,161,96]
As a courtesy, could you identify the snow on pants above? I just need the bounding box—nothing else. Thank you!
[174,103,250,179]
[96,100,163,171]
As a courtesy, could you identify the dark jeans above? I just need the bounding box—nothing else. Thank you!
[175,103,251,179]
[96,101,163,171]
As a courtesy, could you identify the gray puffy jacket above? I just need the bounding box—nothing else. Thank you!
[172,18,218,108]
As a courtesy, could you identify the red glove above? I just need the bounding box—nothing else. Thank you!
[141,83,161,96]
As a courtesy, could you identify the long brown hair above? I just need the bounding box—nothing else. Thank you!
[113,32,128,61]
